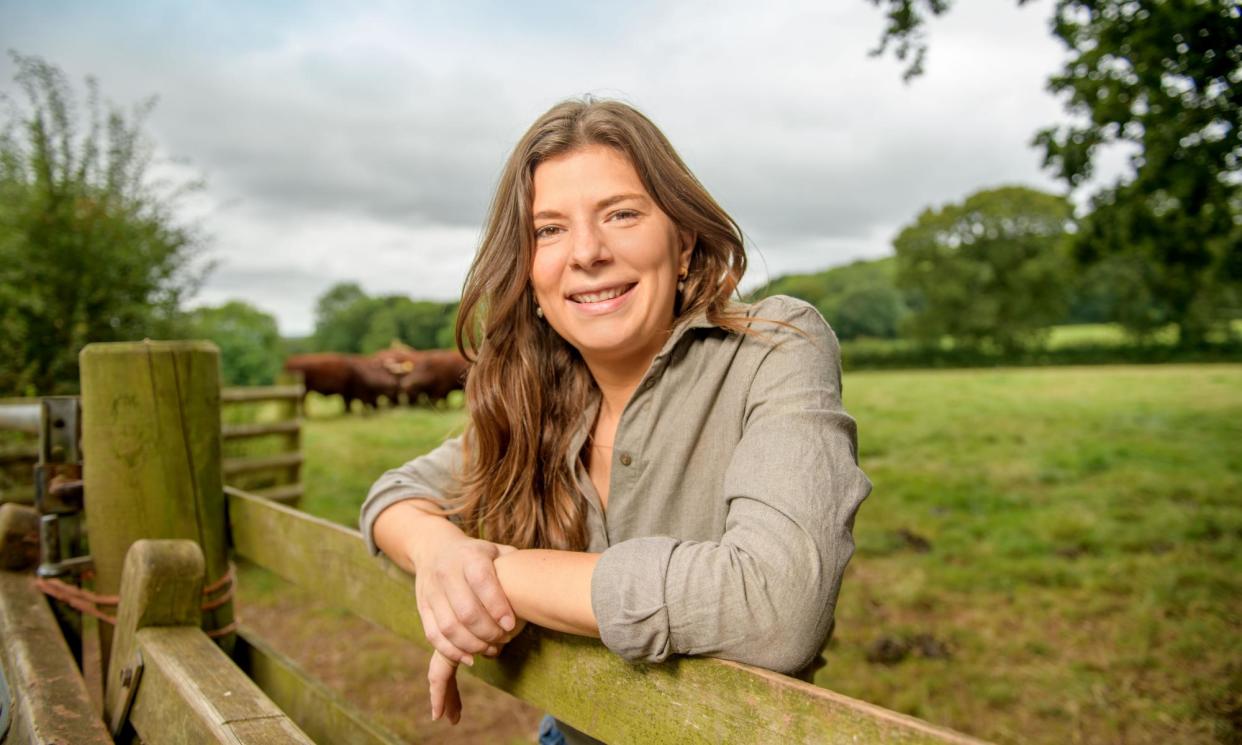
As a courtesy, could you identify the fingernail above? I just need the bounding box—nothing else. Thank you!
[486,645,500,656]
[500,615,515,631]
[461,654,474,667]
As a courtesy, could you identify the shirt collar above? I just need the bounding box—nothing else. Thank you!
[564,303,729,469]
[653,305,717,361]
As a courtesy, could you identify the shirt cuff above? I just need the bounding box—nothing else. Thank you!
[590,535,680,663]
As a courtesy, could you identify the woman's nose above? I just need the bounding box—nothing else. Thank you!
[569,222,611,269]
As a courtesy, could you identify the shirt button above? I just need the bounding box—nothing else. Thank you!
[619,453,633,466]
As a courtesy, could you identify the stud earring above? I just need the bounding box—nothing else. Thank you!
[535,305,544,319]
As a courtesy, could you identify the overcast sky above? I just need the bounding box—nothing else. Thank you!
[1,0,1125,336]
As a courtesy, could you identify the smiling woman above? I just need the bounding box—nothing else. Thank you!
[360,97,872,745]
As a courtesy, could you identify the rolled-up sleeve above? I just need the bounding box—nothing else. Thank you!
[359,434,465,556]
[590,306,872,675]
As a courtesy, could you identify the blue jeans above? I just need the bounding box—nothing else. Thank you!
[538,714,567,745]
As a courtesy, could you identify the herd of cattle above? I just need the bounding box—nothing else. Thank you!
[283,346,469,412]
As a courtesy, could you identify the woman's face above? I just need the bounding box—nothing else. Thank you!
[529,144,692,367]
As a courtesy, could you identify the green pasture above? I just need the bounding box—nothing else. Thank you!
[236,364,1240,745]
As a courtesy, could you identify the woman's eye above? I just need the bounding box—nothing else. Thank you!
[535,225,562,239]
[609,209,639,222]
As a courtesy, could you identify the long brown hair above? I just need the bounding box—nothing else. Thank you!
[443,97,756,549]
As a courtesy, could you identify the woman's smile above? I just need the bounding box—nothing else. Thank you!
[529,144,692,366]
[566,281,638,314]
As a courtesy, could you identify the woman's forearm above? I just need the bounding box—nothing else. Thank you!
[372,499,468,575]
[494,549,602,637]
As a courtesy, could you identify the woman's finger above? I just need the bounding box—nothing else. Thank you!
[463,556,519,634]
[447,562,510,640]
[427,650,459,722]
[427,588,485,662]
[443,667,463,725]
[422,593,478,665]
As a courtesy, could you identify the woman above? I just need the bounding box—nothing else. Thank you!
[361,98,872,745]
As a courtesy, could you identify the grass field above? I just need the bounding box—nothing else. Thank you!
[235,364,1241,745]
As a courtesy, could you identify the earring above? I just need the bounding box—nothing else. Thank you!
[677,267,688,294]
[535,305,544,319]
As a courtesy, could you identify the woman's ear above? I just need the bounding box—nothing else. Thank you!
[678,229,696,267]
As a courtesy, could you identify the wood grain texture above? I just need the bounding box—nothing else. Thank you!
[234,627,405,745]
[131,626,314,744]
[105,538,206,732]
[228,488,990,745]
[222,420,301,440]
[222,452,303,477]
[0,569,112,744]
[80,340,235,674]
[0,502,39,570]
[250,483,304,505]
[221,385,303,403]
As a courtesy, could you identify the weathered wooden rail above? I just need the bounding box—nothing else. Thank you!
[221,381,304,506]
[0,380,305,508]
[0,340,992,744]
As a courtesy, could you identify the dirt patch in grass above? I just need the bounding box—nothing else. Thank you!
[236,565,542,745]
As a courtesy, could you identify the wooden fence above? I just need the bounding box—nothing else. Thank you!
[0,380,305,509]
[221,381,304,506]
[0,341,990,744]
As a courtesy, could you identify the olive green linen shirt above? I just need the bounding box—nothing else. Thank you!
[360,294,872,743]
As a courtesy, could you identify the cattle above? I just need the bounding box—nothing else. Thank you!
[345,355,403,410]
[283,353,355,409]
[374,345,469,407]
[285,346,469,414]
[414,349,470,406]
[284,353,403,413]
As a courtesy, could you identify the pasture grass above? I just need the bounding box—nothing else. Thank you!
[239,364,1241,745]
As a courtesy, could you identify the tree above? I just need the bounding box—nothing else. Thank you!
[824,285,907,340]
[868,0,1242,345]
[184,301,282,386]
[313,283,459,353]
[312,282,372,353]
[751,257,913,340]
[0,53,208,394]
[893,185,1074,351]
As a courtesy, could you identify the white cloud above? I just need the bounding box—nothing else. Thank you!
[0,0,1113,335]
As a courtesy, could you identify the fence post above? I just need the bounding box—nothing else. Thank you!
[278,370,303,497]
[80,340,233,684]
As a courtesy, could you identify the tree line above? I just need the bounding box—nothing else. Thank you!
[754,183,1240,355]
[4,0,1239,395]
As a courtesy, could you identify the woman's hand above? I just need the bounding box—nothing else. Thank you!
[413,536,520,666]
[428,615,528,724]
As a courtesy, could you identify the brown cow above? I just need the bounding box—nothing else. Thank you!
[284,353,403,413]
[283,353,355,410]
[411,349,470,406]
[373,346,468,407]
[346,355,403,410]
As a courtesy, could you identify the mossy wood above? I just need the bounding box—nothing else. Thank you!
[0,568,112,743]
[222,420,301,440]
[223,451,303,477]
[234,627,405,745]
[80,340,234,674]
[108,539,313,744]
[228,488,988,745]
[130,627,315,744]
[105,539,206,731]
[251,482,304,505]
[278,371,303,494]
[0,503,39,570]
[221,385,303,403]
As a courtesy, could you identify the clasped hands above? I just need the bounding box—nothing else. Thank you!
[414,535,526,725]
